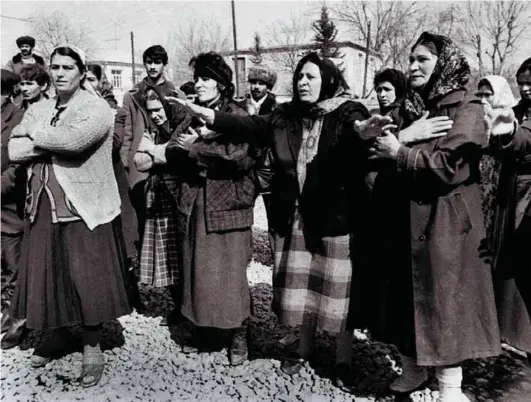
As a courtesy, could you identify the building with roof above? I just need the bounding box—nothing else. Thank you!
[223,40,383,105]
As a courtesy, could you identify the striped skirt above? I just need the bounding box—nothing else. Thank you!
[272,208,352,333]
[138,177,180,288]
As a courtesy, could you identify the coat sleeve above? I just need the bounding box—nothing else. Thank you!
[113,106,127,158]
[210,111,272,146]
[187,140,256,172]
[396,100,485,186]
[504,120,531,158]
[8,106,47,162]
[31,100,113,154]
[119,92,135,168]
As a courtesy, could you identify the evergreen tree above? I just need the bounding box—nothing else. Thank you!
[312,5,342,59]
[250,32,263,65]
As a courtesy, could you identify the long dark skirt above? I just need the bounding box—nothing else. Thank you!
[10,196,132,330]
[180,189,252,330]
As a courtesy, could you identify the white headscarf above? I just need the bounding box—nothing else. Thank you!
[480,75,518,109]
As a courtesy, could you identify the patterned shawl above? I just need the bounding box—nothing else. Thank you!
[403,32,471,126]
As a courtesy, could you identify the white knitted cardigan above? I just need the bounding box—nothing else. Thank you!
[8,90,120,230]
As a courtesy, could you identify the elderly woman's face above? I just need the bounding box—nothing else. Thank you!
[50,54,83,96]
[476,84,494,106]
[408,45,438,89]
[297,62,322,104]
[195,76,219,104]
[375,81,396,108]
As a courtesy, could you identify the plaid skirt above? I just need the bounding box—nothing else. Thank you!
[138,177,180,288]
[272,208,352,333]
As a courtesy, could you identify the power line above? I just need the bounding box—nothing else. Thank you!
[0,15,34,22]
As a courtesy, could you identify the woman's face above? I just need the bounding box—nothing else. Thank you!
[195,76,220,104]
[50,54,84,96]
[476,84,495,106]
[297,62,322,104]
[375,81,396,108]
[408,45,438,89]
[85,70,101,92]
[517,69,531,101]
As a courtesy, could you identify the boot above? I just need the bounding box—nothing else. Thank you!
[80,344,105,387]
[229,323,248,366]
[390,353,428,393]
[436,366,472,402]
[1,318,27,350]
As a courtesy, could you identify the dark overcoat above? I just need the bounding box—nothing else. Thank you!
[363,88,501,366]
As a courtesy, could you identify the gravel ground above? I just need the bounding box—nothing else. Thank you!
[2,198,531,401]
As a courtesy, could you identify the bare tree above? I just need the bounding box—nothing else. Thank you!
[31,11,97,60]
[266,12,311,75]
[166,19,231,84]
[334,0,426,70]
[460,0,531,75]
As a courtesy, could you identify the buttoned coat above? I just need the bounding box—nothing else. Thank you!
[363,88,501,366]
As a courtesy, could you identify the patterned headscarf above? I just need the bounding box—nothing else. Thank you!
[403,32,470,125]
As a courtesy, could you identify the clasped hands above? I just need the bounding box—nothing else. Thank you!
[355,111,453,160]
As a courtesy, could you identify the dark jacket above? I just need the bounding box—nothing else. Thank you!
[117,78,185,188]
[211,100,372,249]
[164,100,257,233]
[7,53,46,76]
[1,101,25,234]
[364,88,501,365]
[238,92,277,116]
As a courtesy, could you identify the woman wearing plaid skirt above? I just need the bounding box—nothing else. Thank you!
[175,52,373,389]
[134,87,190,319]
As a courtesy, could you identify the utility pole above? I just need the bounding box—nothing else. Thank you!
[231,0,240,98]
[362,20,371,98]
[130,31,136,86]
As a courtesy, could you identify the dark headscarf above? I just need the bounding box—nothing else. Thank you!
[145,85,191,142]
[291,52,350,117]
[403,32,470,125]
[292,52,345,104]
[1,69,20,96]
[16,35,35,48]
[190,51,234,101]
[374,68,408,113]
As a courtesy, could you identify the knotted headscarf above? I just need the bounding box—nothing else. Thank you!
[478,75,518,109]
[403,32,470,125]
[291,52,351,118]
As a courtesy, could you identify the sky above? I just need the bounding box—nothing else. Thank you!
[1,0,323,65]
[1,0,529,69]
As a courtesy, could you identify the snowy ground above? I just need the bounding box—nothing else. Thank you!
[2,198,531,401]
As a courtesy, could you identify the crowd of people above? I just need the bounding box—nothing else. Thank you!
[1,31,530,401]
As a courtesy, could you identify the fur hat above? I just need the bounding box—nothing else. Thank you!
[248,65,277,89]
[16,35,35,48]
[191,51,234,99]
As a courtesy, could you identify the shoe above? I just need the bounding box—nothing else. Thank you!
[334,362,355,392]
[1,318,27,350]
[229,328,248,366]
[280,352,306,375]
[160,309,185,327]
[390,354,428,393]
[80,345,104,387]
[30,353,52,368]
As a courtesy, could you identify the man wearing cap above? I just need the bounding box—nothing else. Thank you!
[238,65,277,116]
[5,36,46,76]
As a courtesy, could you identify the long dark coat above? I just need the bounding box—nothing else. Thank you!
[363,89,501,366]
[491,112,531,353]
